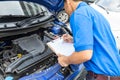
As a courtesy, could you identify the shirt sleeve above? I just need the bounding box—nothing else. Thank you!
[70,13,93,52]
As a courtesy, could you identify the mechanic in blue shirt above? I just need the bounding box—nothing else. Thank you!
[57,0,120,80]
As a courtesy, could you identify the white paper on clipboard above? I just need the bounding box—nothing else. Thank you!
[47,38,75,56]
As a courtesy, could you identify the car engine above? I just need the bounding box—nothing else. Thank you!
[0,20,79,80]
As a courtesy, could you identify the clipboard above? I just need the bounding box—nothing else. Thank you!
[47,38,75,56]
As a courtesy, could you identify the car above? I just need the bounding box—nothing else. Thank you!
[0,0,84,80]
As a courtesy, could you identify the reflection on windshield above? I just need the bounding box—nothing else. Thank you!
[0,1,24,15]
[95,0,120,12]
[0,1,47,16]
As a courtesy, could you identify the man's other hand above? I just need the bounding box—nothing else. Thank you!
[57,54,70,67]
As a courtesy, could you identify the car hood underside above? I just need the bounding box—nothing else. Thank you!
[1,0,64,12]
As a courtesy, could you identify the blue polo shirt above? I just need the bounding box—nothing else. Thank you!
[70,2,120,76]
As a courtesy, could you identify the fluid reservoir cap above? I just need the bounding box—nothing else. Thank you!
[5,76,14,80]
[51,26,61,34]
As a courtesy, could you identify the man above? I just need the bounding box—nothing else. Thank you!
[57,0,120,80]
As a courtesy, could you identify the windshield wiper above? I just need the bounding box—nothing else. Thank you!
[0,15,30,19]
[15,12,45,27]
[0,15,31,23]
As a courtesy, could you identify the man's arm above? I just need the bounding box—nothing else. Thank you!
[58,50,93,67]
[68,50,92,64]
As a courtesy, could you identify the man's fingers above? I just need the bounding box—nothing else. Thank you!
[53,35,59,39]
[62,64,68,67]
[62,34,73,43]
[58,58,68,67]
[57,54,62,57]
[62,34,69,39]
[62,34,68,37]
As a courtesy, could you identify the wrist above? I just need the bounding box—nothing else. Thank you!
[65,56,71,65]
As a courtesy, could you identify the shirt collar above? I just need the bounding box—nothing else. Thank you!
[76,2,88,9]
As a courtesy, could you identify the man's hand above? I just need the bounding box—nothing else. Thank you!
[62,34,73,43]
[57,54,70,67]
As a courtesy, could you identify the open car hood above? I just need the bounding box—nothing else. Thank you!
[1,0,64,12]
[0,0,64,38]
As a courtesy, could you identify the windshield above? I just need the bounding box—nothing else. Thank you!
[95,0,120,12]
[0,1,48,16]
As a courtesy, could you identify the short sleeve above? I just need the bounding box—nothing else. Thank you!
[70,13,93,52]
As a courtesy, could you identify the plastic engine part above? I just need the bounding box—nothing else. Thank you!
[19,63,64,80]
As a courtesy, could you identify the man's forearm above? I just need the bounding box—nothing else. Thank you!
[67,50,93,64]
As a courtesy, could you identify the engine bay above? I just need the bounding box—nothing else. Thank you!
[0,21,81,80]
